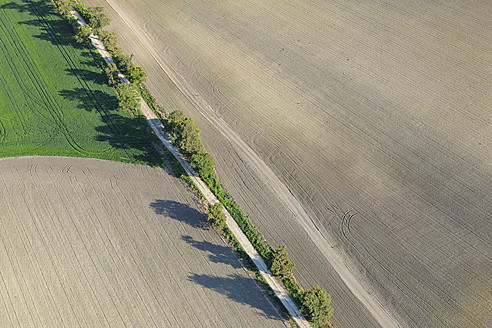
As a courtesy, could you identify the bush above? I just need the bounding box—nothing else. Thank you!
[116,83,141,113]
[191,152,215,178]
[208,203,226,232]
[99,30,117,51]
[300,285,333,327]
[141,86,158,112]
[270,244,295,278]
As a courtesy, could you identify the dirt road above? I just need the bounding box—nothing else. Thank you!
[93,0,399,326]
[83,0,492,327]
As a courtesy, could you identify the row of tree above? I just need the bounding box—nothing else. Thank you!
[53,1,333,326]
[209,204,333,327]
[167,110,216,178]
[270,244,333,327]
[54,0,143,114]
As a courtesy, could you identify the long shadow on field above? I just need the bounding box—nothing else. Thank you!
[59,87,118,112]
[95,113,164,166]
[181,235,242,269]
[188,273,282,320]
[65,68,107,86]
[150,200,206,229]
[0,2,29,12]
[15,0,84,49]
[59,86,164,166]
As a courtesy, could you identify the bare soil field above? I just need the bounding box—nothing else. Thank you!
[0,156,286,327]
[83,0,492,327]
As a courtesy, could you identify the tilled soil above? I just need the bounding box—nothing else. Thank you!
[82,0,492,327]
[0,157,286,327]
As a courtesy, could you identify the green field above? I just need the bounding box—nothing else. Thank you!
[0,0,161,165]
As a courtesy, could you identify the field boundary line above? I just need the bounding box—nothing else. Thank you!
[71,8,310,328]
[78,2,406,327]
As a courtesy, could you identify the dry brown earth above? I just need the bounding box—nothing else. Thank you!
[0,156,286,327]
[83,0,492,327]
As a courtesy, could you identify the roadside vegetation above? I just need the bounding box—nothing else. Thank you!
[208,203,226,232]
[49,1,334,326]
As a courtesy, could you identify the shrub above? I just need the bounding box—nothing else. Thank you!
[300,285,333,327]
[208,203,226,232]
[99,30,118,51]
[116,83,141,113]
[191,152,215,178]
[270,244,295,278]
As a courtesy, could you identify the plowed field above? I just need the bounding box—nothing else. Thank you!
[83,0,492,327]
[0,156,286,327]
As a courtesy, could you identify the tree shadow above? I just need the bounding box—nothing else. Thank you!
[65,68,107,86]
[0,1,29,12]
[188,273,283,320]
[150,200,206,229]
[14,0,85,49]
[181,235,241,269]
[58,87,164,166]
[59,87,118,112]
[95,113,165,166]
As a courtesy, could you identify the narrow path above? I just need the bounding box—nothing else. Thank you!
[89,2,401,327]
[72,9,311,328]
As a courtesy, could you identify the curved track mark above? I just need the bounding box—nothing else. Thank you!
[101,1,401,326]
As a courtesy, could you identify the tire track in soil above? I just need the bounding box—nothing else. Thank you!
[0,119,6,143]
[97,1,400,326]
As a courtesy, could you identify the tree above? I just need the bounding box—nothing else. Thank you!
[168,115,205,155]
[177,118,205,155]
[99,30,118,51]
[300,285,333,327]
[270,244,295,278]
[87,7,110,30]
[105,63,119,86]
[208,203,226,232]
[129,65,147,84]
[116,83,141,113]
[168,110,186,140]
[75,24,91,44]
[191,152,215,178]
[54,0,72,18]
[116,53,134,76]
[112,47,124,61]
[168,110,185,124]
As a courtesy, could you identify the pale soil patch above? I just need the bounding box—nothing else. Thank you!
[83,0,492,327]
[0,157,286,327]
